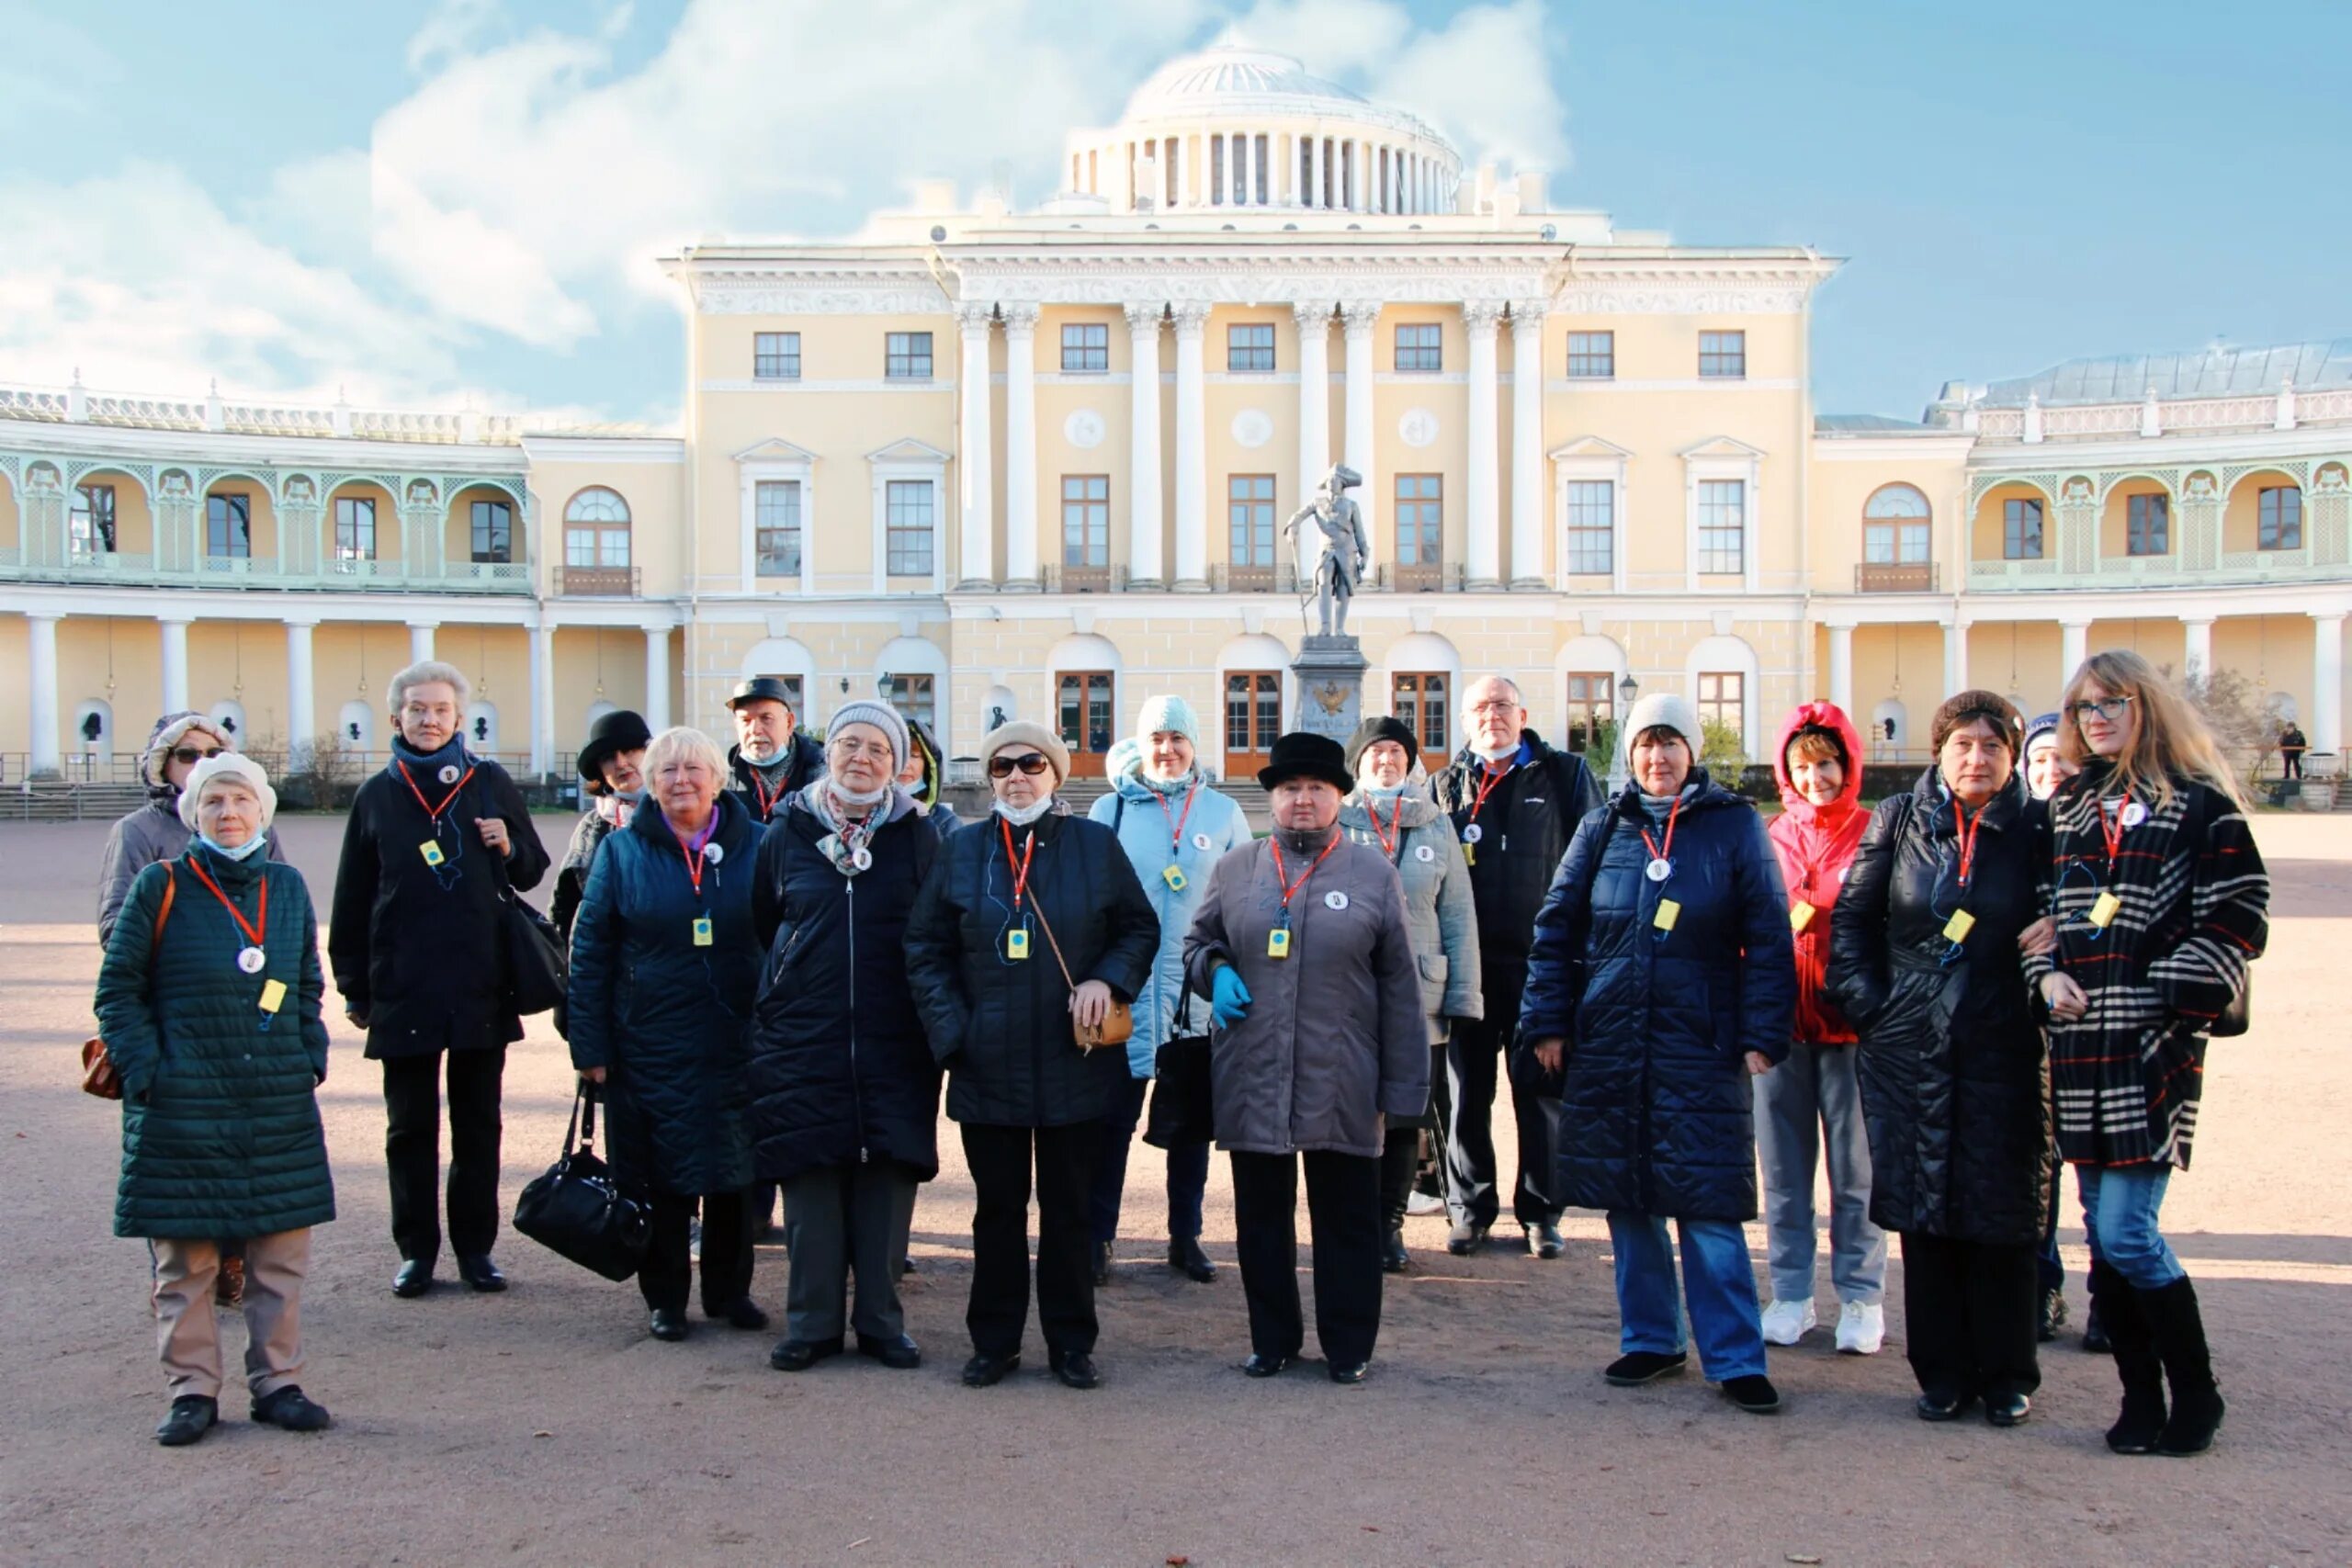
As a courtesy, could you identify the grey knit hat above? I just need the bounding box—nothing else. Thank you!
[827,699,910,773]
[1623,691,1702,751]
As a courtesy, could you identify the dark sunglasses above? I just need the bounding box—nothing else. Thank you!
[988,752,1051,778]
[171,747,227,765]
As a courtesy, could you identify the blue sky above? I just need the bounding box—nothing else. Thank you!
[3,0,2346,423]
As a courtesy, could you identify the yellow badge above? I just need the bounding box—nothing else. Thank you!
[692,917,714,948]
[1006,928,1030,960]
[1162,864,1187,893]
[419,840,445,867]
[1790,901,1816,932]
[1462,842,1476,867]
[1652,898,1680,933]
[1942,908,1976,944]
[2088,891,2122,930]
[1267,927,1292,959]
[257,979,288,1014]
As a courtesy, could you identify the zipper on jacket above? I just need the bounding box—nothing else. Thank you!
[846,876,866,1164]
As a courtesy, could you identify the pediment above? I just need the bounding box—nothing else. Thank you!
[1678,434,1767,461]
[730,436,819,464]
[1548,434,1633,461]
[865,437,952,464]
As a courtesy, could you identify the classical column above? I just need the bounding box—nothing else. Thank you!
[530,621,556,778]
[1125,302,1165,590]
[1464,300,1504,589]
[643,624,672,730]
[1509,301,1548,588]
[27,613,61,776]
[408,620,436,666]
[2314,612,2346,757]
[1294,301,1333,582]
[2183,616,2214,682]
[1304,134,1319,209]
[160,617,191,714]
[2060,619,2089,681]
[285,620,316,765]
[1340,301,1381,569]
[1943,619,1969,699]
[1001,304,1042,590]
[1827,623,1855,716]
[1170,302,1210,591]
[956,303,995,589]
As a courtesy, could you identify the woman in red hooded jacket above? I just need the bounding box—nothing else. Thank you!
[1757,702,1887,1355]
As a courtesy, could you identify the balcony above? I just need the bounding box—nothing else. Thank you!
[1374,560,1463,592]
[1966,546,2342,592]
[553,564,640,597]
[5,550,533,595]
[1042,563,1125,592]
[1209,561,1299,592]
[1855,562,1940,592]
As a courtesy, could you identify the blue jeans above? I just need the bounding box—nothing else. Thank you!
[2076,1164,2184,1289]
[1753,1043,1886,1304]
[1089,1073,1210,1245]
[1607,1211,1769,1381]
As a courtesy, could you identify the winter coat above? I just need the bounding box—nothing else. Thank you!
[728,732,825,824]
[1181,833,1429,1159]
[95,848,334,1240]
[1339,789,1482,1049]
[904,808,1160,1128]
[1765,702,1871,1046]
[567,793,764,1197]
[1431,729,1604,1031]
[2026,761,2267,1170]
[328,752,548,1060]
[97,797,281,946]
[748,791,944,1183]
[1087,765,1253,1075]
[550,806,618,949]
[1520,773,1795,1221]
[1826,770,2052,1244]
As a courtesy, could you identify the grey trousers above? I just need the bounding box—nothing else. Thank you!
[1753,1043,1886,1305]
[152,1229,311,1400]
[782,1160,920,1344]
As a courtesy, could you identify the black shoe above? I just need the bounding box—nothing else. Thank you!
[857,1333,922,1370]
[1169,1236,1217,1283]
[1328,1359,1370,1385]
[251,1385,333,1432]
[390,1258,433,1298]
[1241,1351,1295,1379]
[155,1394,218,1447]
[1091,1240,1114,1287]
[1048,1349,1100,1390]
[1723,1374,1782,1414]
[710,1299,770,1331]
[2038,1287,2068,1342]
[1914,1389,1975,1422]
[768,1336,843,1371]
[1604,1350,1689,1387]
[899,1255,918,1276]
[2140,1276,2224,1455]
[2082,1300,2113,1355]
[456,1254,506,1292]
[1526,1222,1566,1260]
[961,1351,1020,1388]
[1381,1226,1410,1274]
[649,1308,689,1342]
[1445,1221,1489,1258]
[1984,1391,2032,1427]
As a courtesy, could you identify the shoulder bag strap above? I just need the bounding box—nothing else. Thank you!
[153,863,177,947]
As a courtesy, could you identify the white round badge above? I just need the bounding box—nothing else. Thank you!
[2121,802,2148,829]
[1463,824,1484,844]
[853,847,874,872]
[1193,832,1213,851]
[237,945,266,975]
[703,841,724,863]
[1323,890,1350,911]
[1645,858,1673,884]
[1415,844,1436,863]
[437,764,460,784]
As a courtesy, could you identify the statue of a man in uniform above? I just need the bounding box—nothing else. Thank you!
[1284,463,1369,638]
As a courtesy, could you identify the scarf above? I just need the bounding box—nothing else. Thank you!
[1273,821,1340,855]
[198,831,266,863]
[994,795,1054,828]
[742,745,793,785]
[390,731,467,775]
[1138,766,1196,797]
[594,790,641,830]
[805,778,897,875]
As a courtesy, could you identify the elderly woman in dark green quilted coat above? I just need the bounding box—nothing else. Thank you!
[95,754,334,1448]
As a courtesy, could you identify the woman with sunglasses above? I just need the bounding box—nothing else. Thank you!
[2030,651,2267,1457]
[905,721,1159,1391]
[1827,690,2052,1428]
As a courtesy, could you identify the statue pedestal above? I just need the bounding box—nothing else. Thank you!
[1291,635,1370,745]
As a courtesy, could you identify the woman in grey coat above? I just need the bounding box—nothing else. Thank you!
[1338,716,1480,1273]
[1182,732,1427,1384]
[98,713,282,945]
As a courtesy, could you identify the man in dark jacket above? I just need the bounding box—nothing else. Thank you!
[1430,674,1602,1257]
[551,708,650,949]
[726,676,825,823]
[330,661,549,1300]
[2279,723,2307,781]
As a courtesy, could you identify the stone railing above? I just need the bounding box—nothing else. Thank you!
[1,550,533,595]
[1973,378,2344,445]
[0,378,524,446]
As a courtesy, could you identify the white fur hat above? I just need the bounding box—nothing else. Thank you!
[176,752,278,833]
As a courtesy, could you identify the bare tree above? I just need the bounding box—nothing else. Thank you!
[2172,663,2285,791]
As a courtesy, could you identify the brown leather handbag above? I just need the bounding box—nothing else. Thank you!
[82,869,177,1100]
[1029,897,1132,1052]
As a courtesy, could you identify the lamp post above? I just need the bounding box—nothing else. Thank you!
[1611,671,1639,794]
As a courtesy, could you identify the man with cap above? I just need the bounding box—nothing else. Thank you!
[553,708,651,949]
[1430,675,1603,1258]
[726,677,826,824]
[1182,731,1428,1382]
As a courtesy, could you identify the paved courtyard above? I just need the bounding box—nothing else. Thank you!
[2,811,2347,1565]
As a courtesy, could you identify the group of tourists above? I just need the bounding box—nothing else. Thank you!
[94,649,2265,1461]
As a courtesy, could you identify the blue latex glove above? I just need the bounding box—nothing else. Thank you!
[1211,965,1252,1027]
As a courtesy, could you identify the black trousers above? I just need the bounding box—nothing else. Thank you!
[1378,1123,1421,1231]
[1444,1017,1559,1227]
[1900,1232,2041,1400]
[382,1046,505,1263]
[961,1121,1101,1359]
[1414,1044,1452,1199]
[1229,1149,1384,1368]
[639,1187,756,1314]
[2283,751,2303,780]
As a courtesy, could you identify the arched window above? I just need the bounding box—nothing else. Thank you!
[562,487,632,594]
[1863,484,1931,564]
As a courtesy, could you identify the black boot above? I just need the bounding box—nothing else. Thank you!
[1381,1226,1409,1274]
[2140,1276,2223,1455]
[2081,1298,2112,1354]
[1091,1240,1114,1287]
[2088,1262,2165,1454]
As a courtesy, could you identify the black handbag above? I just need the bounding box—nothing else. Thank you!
[495,851,568,1017]
[1145,1035,1215,1149]
[514,1086,650,1281]
[2210,973,2250,1038]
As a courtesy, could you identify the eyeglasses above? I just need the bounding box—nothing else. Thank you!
[988,753,1051,778]
[2068,695,2135,722]
[170,747,227,765]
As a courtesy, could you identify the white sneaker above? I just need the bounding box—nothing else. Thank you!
[1405,1190,1446,1217]
[1760,1298,1816,1346]
[1836,1300,1885,1356]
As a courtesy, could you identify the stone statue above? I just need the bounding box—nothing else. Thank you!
[1284,464,1369,638]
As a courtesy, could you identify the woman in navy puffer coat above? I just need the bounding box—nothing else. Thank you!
[1521,694,1795,1414]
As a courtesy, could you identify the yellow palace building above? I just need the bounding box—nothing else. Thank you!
[3,46,2347,787]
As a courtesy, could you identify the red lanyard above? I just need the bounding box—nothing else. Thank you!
[1154,782,1199,852]
[396,760,475,823]
[1951,797,1990,888]
[1366,795,1402,858]
[186,856,267,949]
[2098,790,2133,871]
[1269,833,1341,914]
[678,815,717,899]
[1467,761,1515,824]
[1000,818,1038,912]
[748,771,785,818]
[1639,796,1683,864]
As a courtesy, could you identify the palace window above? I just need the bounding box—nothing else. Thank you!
[1699,331,1746,379]
[1227,322,1275,372]
[755,480,801,575]
[563,487,631,569]
[881,673,935,732]
[1228,474,1276,568]
[1863,483,1931,564]
[2004,497,2044,559]
[1697,479,1745,574]
[753,332,800,380]
[1566,331,1615,379]
[70,482,116,553]
[1566,479,1614,575]
[335,496,377,560]
[2127,492,2170,556]
[886,479,934,576]
[885,331,933,379]
[207,493,251,559]
[2259,485,2302,550]
[1395,474,1442,567]
[1698,671,1745,743]
[1564,671,1616,754]
[1061,475,1109,567]
[471,499,513,564]
[1392,672,1450,759]
[1061,322,1108,372]
[1395,323,1442,373]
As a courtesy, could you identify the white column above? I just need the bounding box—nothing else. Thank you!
[1170,302,1210,590]
[1509,302,1546,588]
[1304,134,1319,209]
[2314,612,2346,758]
[1125,302,1164,589]
[1341,302,1380,569]
[408,620,436,666]
[27,613,61,776]
[643,623,672,730]
[286,620,316,765]
[1464,301,1503,589]
[1001,304,1041,590]
[1827,623,1855,716]
[2060,619,2089,682]
[530,621,556,777]
[1943,619,1969,699]
[956,303,995,588]
[1294,302,1332,582]
[159,617,191,714]
[2182,615,2214,682]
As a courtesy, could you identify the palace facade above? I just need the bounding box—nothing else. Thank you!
[3,47,2346,784]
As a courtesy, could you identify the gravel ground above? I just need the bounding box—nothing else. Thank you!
[2,810,2347,1566]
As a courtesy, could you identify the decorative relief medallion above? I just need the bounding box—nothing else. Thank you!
[1398,408,1440,448]
[1231,409,1274,449]
[1064,410,1106,449]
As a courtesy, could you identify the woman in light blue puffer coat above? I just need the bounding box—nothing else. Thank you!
[1085,695,1251,1284]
